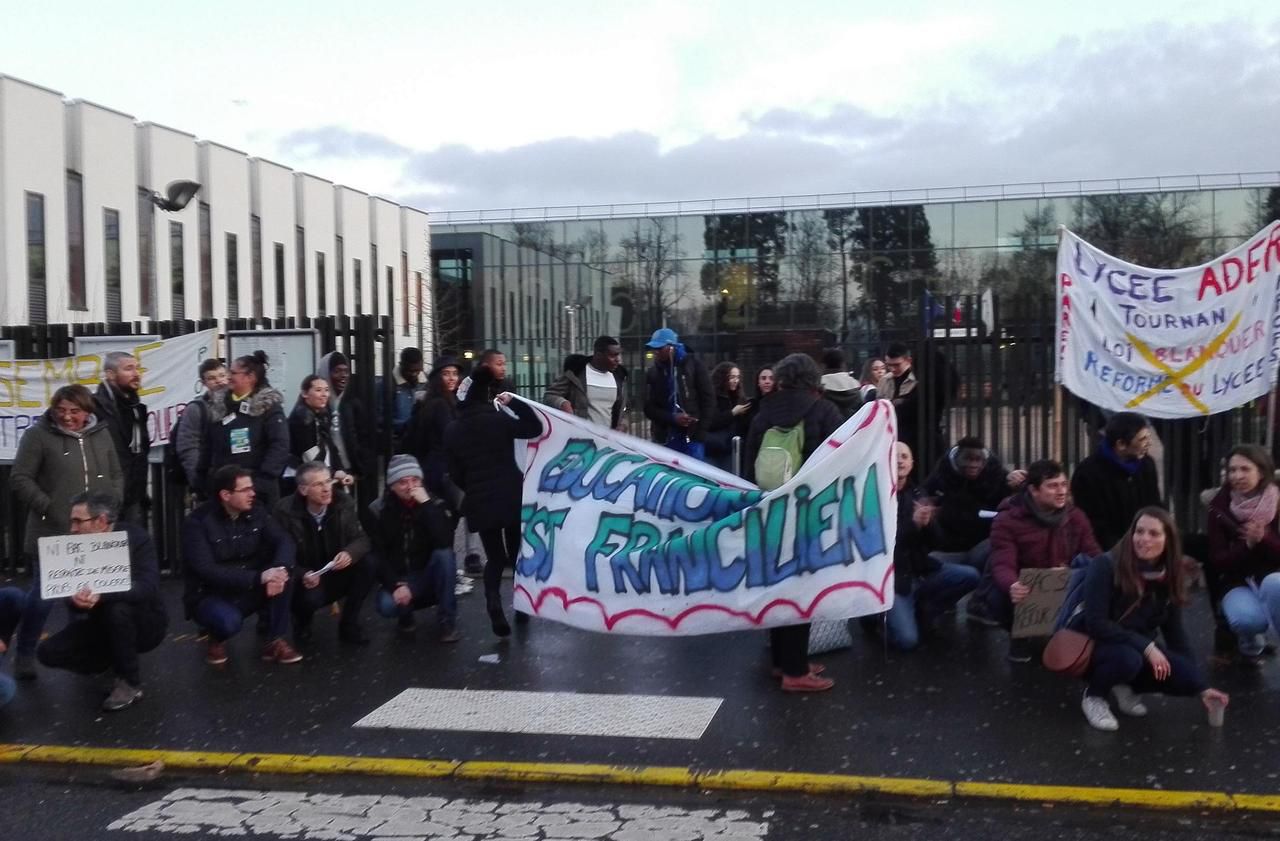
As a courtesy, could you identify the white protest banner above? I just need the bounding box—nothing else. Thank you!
[513,397,898,636]
[1056,222,1280,418]
[37,530,132,600]
[0,329,217,461]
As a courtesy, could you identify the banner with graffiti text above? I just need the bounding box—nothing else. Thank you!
[0,329,218,461]
[513,397,898,636]
[1056,222,1280,418]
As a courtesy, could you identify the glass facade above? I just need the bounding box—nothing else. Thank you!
[103,208,121,322]
[170,221,185,321]
[225,233,239,318]
[26,192,46,323]
[136,188,156,318]
[66,172,85,311]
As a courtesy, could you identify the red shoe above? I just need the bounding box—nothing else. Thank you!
[261,638,303,665]
[771,663,826,679]
[781,672,834,693]
[205,640,228,666]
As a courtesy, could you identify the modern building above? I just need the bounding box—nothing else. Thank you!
[0,74,431,357]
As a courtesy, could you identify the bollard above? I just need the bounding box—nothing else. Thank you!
[731,435,742,477]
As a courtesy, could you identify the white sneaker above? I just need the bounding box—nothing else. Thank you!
[1111,684,1148,717]
[1082,693,1119,731]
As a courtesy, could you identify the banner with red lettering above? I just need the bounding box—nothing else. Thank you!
[1056,222,1280,418]
[0,329,218,461]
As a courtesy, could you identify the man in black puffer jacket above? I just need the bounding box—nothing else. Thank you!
[744,353,844,693]
[922,436,1026,566]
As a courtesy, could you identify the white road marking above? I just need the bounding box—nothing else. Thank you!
[354,688,723,740]
[108,788,771,839]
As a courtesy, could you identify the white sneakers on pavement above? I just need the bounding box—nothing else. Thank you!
[1111,684,1148,717]
[1082,692,1119,731]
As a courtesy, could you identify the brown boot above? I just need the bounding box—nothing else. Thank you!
[261,638,303,664]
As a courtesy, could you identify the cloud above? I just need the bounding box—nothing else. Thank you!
[278,126,411,160]
[284,21,1280,211]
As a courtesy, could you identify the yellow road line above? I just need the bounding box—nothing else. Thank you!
[1,742,1276,814]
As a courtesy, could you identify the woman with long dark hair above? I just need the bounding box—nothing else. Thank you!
[445,365,543,637]
[1207,443,1280,666]
[401,357,463,504]
[1078,507,1228,731]
[705,361,749,473]
[205,351,289,508]
[288,375,354,491]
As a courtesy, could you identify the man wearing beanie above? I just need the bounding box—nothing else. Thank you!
[367,454,460,641]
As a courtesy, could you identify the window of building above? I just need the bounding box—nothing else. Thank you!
[296,227,307,316]
[412,270,423,338]
[401,251,410,336]
[66,172,86,311]
[386,266,394,329]
[336,236,345,313]
[371,245,379,318]
[104,209,121,322]
[26,192,47,323]
[316,252,327,313]
[170,221,185,320]
[199,202,213,318]
[137,188,156,318]
[273,243,286,319]
[226,233,239,318]
[251,215,263,319]
[353,258,363,316]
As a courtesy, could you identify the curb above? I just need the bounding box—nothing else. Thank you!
[2,743,1278,814]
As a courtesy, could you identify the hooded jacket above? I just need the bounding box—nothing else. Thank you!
[988,491,1101,593]
[444,369,544,532]
[205,385,290,497]
[390,365,427,439]
[643,345,715,445]
[287,400,345,472]
[1070,448,1162,550]
[542,354,628,428]
[317,351,374,480]
[94,381,151,511]
[11,412,124,554]
[820,371,862,420]
[174,391,217,491]
[401,357,462,500]
[1206,486,1280,593]
[922,449,1014,551]
[743,387,844,485]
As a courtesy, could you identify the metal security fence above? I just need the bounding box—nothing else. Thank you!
[1,315,396,576]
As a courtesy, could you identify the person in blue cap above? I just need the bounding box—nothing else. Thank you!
[642,328,715,462]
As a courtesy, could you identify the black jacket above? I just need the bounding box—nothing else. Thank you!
[895,482,943,596]
[922,450,1014,551]
[542,354,627,428]
[1080,552,1197,669]
[77,522,167,611]
[274,491,371,572]
[1070,451,1162,551]
[743,388,844,484]
[181,500,296,613]
[445,397,543,532]
[400,391,460,499]
[205,387,290,498]
[643,353,715,445]
[94,382,151,511]
[287,403,346,472]
[368,492,455,590]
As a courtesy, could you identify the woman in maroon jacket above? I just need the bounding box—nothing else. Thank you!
[1207,444,1280,665]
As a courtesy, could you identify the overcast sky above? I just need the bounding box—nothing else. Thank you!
[4,1,1277,211]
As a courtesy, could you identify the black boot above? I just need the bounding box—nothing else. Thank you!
[486,593,511,638]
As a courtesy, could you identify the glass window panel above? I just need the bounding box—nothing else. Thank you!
[952,200,997,248]
[103,208,121,323]
[66,172,85,310]
[225,233,239,319]
[170,221,185,321]
[137,188,156,318]
[26,192,47,323]
[1213,189,1256,238]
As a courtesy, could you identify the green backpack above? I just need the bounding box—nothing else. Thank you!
[754,424,805,490]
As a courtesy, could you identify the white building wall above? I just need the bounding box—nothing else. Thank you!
[370,196,401,327]
[198,143,251,321]
[137,122,198,321]
[334,186,370,316]
[68,100,137,323]
[250,159,297,320]
[401,206,431,355]
[294,173,334,321]
[0,76,68,325]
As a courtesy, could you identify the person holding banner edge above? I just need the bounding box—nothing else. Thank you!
[35,491,169,712]
[744,353,845,692]
[10,384,124,681]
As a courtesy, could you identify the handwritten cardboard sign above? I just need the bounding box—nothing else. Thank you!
[37,531,132,600]
[1011,567,1071,639]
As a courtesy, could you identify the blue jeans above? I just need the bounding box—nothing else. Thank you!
[1086,641,1206,697]
[929,539,992,574]
[0,588,23,706]
[1221,573,1280,656]
[376,549,457,627]
[195,580,295,642]
[885,562,981,651]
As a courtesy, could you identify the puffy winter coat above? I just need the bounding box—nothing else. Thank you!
[205,387,290,499]
[444,397,543,532]
[988,491,1101,593]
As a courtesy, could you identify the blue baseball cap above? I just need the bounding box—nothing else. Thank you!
[645,327,679,349]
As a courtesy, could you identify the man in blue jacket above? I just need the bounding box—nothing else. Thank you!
[182,465,301,667]
[36,491,169,711]
[642,328,714,461]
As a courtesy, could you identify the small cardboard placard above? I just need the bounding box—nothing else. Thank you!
[37,531,132,600]
[1011,567,1071,639]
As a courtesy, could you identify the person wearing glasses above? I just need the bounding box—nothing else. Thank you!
[182,465,300,667]
[275,461,374,646]
[10,384,123,681]
[204,351,289,509]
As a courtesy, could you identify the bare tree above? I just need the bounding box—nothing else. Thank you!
[785,211,838,308]
[617,217,687,333]
[1074,192,1205,267]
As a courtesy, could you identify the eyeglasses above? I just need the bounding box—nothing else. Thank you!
[69,516,100,526]
[229,485,255,495]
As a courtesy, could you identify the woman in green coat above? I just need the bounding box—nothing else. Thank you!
[8,384,123,679]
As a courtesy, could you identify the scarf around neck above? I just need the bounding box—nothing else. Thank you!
[1229,483,1280,530]
[1100,438,1142,476]
[1024,489,1068,529]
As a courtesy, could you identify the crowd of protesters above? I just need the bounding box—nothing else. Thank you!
[0,331,1274,736]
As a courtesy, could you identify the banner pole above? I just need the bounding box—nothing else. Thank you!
[1053,226,1066,465]
[1267,386,1278,454]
